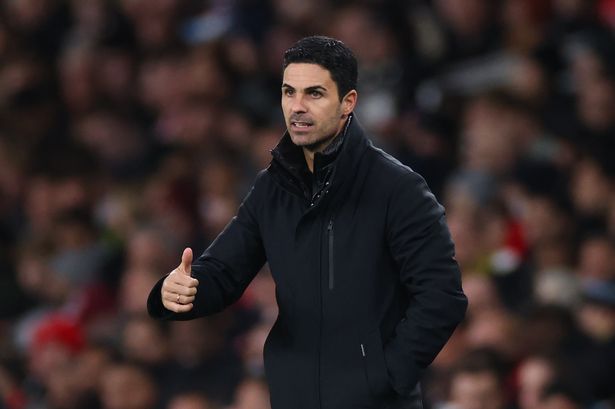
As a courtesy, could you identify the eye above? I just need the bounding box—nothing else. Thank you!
[310,90,322,98]
[283,88,294,97]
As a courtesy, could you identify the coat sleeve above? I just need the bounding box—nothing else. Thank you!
[147,172,267,320]
[383,170,467,396]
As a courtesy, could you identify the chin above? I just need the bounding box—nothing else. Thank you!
[289,133,315,147]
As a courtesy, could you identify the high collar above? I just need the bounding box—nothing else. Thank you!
[313,116,351,170]
[269,114,370,205]
[271,115,351,177]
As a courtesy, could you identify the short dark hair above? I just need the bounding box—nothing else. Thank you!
[283,36,358,101]
[540,381,585,405]
[452,348,507,386]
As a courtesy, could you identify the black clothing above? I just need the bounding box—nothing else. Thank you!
[148,116,467,409]
[309,121,346,200]
[270,116,348,204]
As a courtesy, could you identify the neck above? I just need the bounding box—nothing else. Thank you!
[303,149,316,173]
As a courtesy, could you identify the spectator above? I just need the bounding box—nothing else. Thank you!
[537,382,585,409]
[229,377,270,409]
[443,348,511,409]
[166,391,215,409]
[98,362,157,409]
[516,355,558,409]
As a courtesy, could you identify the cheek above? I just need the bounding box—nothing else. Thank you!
[281,100,290,116]
[316,103,341,123]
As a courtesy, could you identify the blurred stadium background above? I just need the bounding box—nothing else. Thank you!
[0,0,615,408]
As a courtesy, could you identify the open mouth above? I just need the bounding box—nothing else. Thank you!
[291,121,313,129]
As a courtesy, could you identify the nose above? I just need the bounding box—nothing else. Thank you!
[290,93,307,114]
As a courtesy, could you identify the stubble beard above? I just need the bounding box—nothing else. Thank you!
[291,116,343,153]
[302,131,337,153]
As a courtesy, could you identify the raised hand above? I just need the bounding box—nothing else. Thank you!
[161,248,199,313]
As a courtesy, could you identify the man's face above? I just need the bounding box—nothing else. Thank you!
[281,63,354,152]
[451,371,505,409]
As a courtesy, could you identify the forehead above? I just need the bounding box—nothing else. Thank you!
[282,63,336,88]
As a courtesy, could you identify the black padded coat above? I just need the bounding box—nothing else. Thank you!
[148,116,467,409]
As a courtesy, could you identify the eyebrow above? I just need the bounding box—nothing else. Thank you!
[281,84,328,93]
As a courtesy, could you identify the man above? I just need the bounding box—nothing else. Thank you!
[443,349,508,409]
[148,36,467,409]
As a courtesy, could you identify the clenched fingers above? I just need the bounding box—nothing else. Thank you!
[160,268,199,313]
[162,281,198,297]
[161,284,196,312]
[162,299,194,313]
[163,292,195,304]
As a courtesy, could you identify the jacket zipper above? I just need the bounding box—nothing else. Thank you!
[318,217,333,408]
[327,219,334,290]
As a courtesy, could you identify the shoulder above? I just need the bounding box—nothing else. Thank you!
[244,166,289,202]
[238,169,272,207]
[248,167,279,192]
[254,168,271,186]
[362,144,443,219]
[364,144,427,191]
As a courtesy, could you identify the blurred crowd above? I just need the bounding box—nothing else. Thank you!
[0,0,615,408]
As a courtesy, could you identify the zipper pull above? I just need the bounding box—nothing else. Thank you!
[328,219,333,231]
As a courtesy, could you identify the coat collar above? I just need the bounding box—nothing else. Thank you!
[270,115,351,176]
[269,114,371,203]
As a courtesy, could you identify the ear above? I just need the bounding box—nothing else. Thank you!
[341,90,357,118]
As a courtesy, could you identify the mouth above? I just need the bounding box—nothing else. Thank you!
[290,121,314,130]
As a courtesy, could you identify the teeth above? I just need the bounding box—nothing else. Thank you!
[293,122,310,127]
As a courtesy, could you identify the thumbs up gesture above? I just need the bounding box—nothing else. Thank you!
[161,248,200,313]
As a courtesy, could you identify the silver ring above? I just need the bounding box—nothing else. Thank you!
[176,294,180,303]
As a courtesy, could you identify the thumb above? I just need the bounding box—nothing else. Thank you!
[180,247,193,276]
